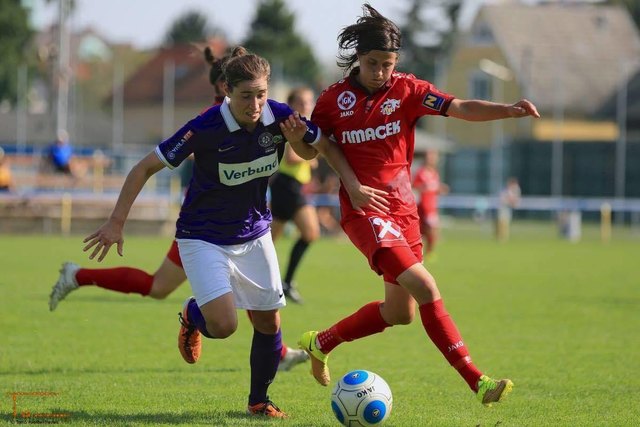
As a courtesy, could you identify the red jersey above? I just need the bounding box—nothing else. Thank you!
[312,69,454,220]
[412,166,441,213]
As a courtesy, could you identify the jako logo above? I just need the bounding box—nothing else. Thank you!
[341,120,401,144]
[219,152,279,186]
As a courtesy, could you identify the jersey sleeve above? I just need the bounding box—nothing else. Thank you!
[310,90,334,139]
[268,100,321,145]
[155,119,201,170]
[404,77,455,124]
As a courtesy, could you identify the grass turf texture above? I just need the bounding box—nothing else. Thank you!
[1,221,639,426]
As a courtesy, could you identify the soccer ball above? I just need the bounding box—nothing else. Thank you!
[331,370,393,426]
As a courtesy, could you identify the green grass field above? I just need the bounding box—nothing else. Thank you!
[2,221,639,426]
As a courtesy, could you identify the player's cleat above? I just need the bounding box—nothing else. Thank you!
[278,347,310,371]
[177,297,201,364]
[476,375,513,406]
[282,281,304,304]
[298,330,330,386]
[247,400,288,418]
[49,262,80,311]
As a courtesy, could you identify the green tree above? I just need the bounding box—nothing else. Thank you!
[242,0,320,85]
[398,0,461,81]
[0,0,34,106]
[164,10,219,46]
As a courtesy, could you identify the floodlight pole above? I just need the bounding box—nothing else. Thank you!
[162,59,175,139]
[479,59,513,197]
[615,60,628,225]
[55,0,71,135]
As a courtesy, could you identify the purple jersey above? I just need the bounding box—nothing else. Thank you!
[155,98,320,245]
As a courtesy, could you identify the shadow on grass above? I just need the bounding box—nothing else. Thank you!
[0,367,240,376]
[2,409,272,425]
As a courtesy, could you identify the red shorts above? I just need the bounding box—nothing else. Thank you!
[166,240,183,268]
[342,213,423,284]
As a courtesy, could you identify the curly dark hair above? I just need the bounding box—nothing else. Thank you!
[336,3,401,72]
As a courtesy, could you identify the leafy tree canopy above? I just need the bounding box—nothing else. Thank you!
[242,0,320,86]
[164,10,220,46]
[0,0,34,105]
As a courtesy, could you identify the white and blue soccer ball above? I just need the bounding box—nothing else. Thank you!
[331,370,393,426]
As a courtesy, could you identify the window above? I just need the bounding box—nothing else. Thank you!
[471,22,494,45]
[469,71,492,100]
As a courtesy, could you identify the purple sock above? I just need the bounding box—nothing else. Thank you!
[187,298,214,338]
[248,329,282,406]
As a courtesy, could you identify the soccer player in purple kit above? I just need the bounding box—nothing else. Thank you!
[81,46,387,418]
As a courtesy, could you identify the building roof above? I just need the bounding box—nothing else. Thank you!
[119,39,227,105]
[474,3,640,116]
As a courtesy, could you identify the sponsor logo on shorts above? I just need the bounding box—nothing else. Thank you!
[369,217,403,242]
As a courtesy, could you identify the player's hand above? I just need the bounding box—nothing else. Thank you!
[279,113,308,142]
[82,219,125,262]
[345,184,390,215]
[509,99,540,118]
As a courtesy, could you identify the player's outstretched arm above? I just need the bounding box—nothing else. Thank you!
[83,152,165,262]
[447,98,540,122]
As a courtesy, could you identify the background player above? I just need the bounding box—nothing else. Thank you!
[48,46,308,372]
[295,4,540,406]
[269,86,321,304]
[412,149,449,258]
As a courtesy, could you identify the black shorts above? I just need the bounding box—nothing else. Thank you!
[269,173,308,221]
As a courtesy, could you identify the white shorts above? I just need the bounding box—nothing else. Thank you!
[176,233,285,311]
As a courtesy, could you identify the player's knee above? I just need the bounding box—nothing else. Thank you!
[206,319,238,339]
[302,229,320,243]
[148,287,171,300]
[384,308,415,326]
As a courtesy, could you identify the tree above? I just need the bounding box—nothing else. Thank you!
[0,0,34,106]
[164,10,219,46]
[398,0,462,82]
[242,0,320,86]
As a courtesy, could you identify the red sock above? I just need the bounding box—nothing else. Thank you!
[76,267,153,296]
[280,345,288,361]
[419,299,482,391]
[317,302,390,354]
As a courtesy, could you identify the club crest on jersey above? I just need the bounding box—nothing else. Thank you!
[337,90,357,116]
[369,217,404,243]
[258,132,274,149]
[422,92,445,111]
[380,98,401,116]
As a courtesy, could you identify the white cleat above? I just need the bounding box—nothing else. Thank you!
[278,347,310,371]
[49,262,80,311]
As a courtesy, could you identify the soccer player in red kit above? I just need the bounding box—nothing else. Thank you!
[412,149,449,257]
[296,4,540,406]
